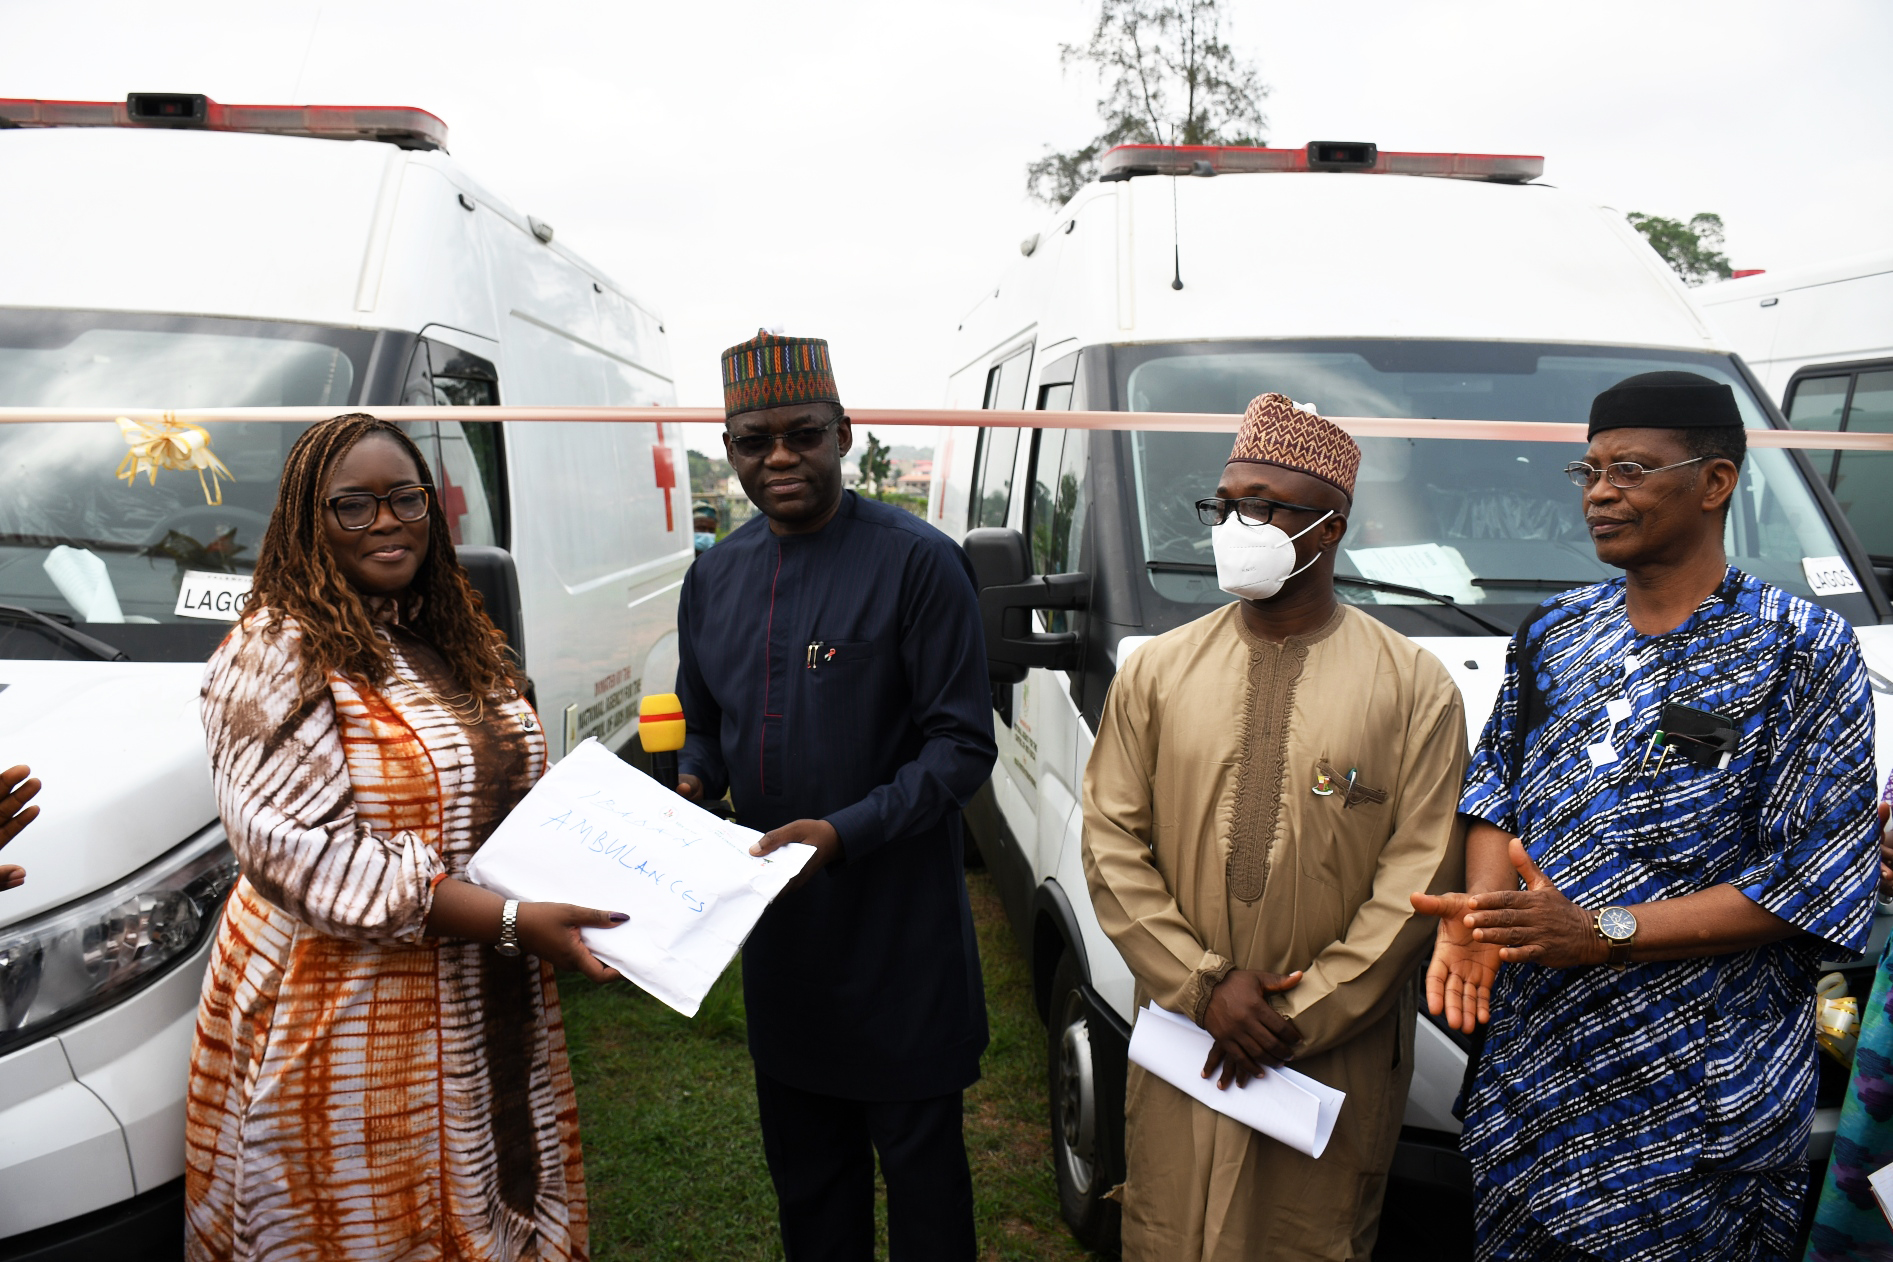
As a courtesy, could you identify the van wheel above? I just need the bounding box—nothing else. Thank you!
[1048,950,1119,1251]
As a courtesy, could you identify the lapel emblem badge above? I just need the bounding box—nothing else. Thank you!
[1312,760,1389,808]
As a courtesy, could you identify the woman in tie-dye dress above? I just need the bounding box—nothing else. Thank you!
[187,414,625,1262]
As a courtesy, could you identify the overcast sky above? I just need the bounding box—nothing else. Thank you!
[3,0,1889,458]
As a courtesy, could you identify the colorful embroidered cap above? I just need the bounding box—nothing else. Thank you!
[1588,370,1742,437]
[1226,393,1361,498]
[720,329,841,419]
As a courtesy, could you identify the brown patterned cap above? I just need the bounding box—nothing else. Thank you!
[1226,393,1360,497]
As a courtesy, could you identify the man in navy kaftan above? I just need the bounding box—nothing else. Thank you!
[674,329,997,1261]
[677,489,996,1093]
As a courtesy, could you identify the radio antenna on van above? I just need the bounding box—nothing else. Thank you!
[1171,176,1184,291]
[1170,160,1216,292]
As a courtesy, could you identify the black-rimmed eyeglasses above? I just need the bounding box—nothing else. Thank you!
[1194,495,1325,528]
[326,485,432,530]
[727,420,839,461]
[1563,457,1704,490]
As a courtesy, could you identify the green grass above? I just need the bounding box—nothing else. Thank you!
[558,870,1096,1261]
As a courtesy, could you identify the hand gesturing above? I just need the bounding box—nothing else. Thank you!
[1459,837,1601,969]
[1410,889,1500,1034]
[0,765,41,891]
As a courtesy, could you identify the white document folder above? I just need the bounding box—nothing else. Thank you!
[1126,1002,1346,1159]
[466,738,815,1017]
[1870,1160,1893,1225]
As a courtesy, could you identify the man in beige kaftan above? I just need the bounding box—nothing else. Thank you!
[1083,394,1468,1261]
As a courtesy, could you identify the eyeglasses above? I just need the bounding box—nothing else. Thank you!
[1563,457,1705,490]
[727,420,838,461]
[1194,495,1325,528]
[325,485,432,530]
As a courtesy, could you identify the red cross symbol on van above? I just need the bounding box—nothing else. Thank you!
[652,421,676,531]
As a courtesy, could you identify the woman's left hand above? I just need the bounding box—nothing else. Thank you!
[515,902,626,982]
[1460,837,1607,968]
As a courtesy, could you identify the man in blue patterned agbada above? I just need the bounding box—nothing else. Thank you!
[1413,371,1881,1260]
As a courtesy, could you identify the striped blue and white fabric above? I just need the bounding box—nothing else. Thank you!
[1459,567,1880,1261]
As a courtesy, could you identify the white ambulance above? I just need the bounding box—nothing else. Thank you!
[0,95,687,1250]
[930,141,1893,1251]
[1695,252,1893,592]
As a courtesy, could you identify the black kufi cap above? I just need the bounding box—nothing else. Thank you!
[1588,371,1742,438]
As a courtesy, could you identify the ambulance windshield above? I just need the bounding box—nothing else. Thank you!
[0,310,499,662]
[1118,340,1878,631]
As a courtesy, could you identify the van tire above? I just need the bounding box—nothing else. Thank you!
[1047,950,1121,1252]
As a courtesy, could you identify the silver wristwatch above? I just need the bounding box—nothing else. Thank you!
[496,899,522,957]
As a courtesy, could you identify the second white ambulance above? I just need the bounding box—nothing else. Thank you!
[932,140,1893,1251]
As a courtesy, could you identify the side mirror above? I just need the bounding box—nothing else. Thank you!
[963,527,1088,684]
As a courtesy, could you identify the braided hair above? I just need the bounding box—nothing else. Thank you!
[242,413,516,702]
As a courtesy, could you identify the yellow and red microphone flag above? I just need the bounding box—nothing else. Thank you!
[638,693,686,754]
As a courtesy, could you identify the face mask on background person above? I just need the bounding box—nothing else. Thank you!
[1211,508,1335,601]
[694,531,716,551]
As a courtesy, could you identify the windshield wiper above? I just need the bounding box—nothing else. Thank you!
[0,533,147,555]
[1330,578,1511,634]
[0,605,130,662]
[1145,561,1511,635]
[1472,577,1595,590]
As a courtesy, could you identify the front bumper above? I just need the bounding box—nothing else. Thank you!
[0,929,210,1241]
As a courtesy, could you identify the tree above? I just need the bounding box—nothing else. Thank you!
[1626,212,1733,287]
[857,434,893,498]
[687,448,734,495]
[1027,0,1269,209]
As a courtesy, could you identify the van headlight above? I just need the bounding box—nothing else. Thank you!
[0,824,237,1055]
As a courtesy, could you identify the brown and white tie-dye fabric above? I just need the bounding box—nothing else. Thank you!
[187,612,587,1262]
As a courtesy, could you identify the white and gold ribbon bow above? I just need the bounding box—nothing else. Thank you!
[115,414,235,505]
[1816,972,1860,1065]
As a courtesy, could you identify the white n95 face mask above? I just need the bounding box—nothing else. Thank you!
[1211,509,1334,601]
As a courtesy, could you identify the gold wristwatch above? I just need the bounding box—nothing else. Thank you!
[1593,905,1638,970]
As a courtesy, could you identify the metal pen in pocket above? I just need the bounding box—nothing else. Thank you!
[1637,731,1670,777]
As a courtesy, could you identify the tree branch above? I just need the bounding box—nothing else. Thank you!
[1027,0,1271,206]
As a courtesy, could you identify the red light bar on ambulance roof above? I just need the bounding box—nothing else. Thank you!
[1099,141,1542,184]
[0,94,448,152]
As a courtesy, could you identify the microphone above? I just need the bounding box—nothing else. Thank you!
[638,692,686,792]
